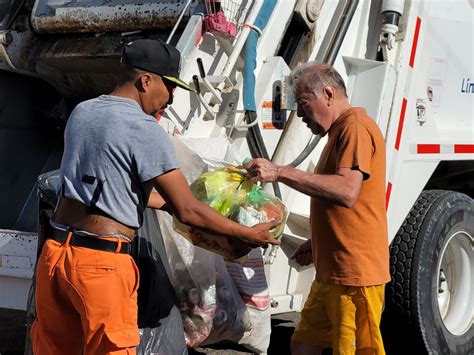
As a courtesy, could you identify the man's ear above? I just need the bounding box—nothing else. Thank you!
[136,73,153,93]
[323,86,334,105]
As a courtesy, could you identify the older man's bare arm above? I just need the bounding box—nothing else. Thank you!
[245,158,363,208]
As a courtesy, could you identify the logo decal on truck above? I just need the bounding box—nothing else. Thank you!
[416,99,426,126]
[461,78,474,93]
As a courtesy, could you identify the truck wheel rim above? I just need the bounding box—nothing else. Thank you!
[437,230,474,336]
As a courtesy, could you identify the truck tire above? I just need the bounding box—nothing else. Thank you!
[383,190,474,354]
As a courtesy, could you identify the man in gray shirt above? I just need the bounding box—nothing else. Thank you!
[31,39,280,355]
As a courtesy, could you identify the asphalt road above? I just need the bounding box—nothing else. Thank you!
[0,308,26,355]
[0,307,410,354]
[0,308,299,355]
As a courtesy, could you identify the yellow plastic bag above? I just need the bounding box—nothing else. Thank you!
[190,167,253,217]
[174,166,287,260]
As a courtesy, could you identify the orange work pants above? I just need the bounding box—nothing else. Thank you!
[31,235,140,354]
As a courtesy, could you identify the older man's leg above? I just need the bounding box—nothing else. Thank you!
[291,281,332,355]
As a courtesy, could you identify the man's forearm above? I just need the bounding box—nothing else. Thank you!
[177,200,254,239]
[277,165,354,207]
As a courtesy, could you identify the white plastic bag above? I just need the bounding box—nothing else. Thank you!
[158,210,251,347]
[158,137,272,350]
[226,248,272,353]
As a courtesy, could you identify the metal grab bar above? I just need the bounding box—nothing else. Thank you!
[193,75,216,120]
[167,0,193,44]
[197,58,223,103]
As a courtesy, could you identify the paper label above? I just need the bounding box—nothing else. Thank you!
[226,256,270,310]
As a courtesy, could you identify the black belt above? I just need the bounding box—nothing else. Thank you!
[50,228,131,255]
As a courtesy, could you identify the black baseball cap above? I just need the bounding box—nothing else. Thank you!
[121,39,193,91]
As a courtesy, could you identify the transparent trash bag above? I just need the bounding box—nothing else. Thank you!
[158,210,250,348]
[173,166,288,260]
[134,208,188,355]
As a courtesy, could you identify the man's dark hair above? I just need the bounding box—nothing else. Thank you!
[115,64,145,86]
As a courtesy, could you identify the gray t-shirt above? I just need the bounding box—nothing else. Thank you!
[59,95,179,228]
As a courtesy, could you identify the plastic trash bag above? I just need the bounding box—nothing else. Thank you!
[200,256,251,346]
[161,211,217,347]
[36,169,61,206]
[167,137,279,352]
[173,166,288,260]
[24,169,61,355]
[134,208,188,355]
[190,167,253,216]
[154,138,271,348]
[225,248,272,353]
[232,185,287,240]
[157,210,251,348]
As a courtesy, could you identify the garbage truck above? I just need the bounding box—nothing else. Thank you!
[0,0,472,353]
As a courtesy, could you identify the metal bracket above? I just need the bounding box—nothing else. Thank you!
[203,75,234,93]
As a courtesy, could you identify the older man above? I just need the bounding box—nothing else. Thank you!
[31,39,280,355]
[245,63,390,355]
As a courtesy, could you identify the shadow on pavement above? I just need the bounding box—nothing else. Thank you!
[0,308,27,354]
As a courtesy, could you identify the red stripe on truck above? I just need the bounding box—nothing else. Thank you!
[454,144,474,153]
[395,98,407,151]
[409,17,422,68]
[417,144,440,154]
[386,182,393,210]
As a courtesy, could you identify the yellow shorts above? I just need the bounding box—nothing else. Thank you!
[292,281,386,355]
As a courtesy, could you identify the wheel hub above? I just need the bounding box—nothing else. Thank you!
[437,230,474,336]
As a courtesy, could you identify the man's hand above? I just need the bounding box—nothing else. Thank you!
[243,220,282,247]
[290,239,313,266]
[244,158,282,183]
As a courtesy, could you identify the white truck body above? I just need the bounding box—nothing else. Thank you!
[0,0,472,353]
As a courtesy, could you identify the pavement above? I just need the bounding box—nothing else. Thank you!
[0,308,26,355]
[0,307,403,354]
[0,308,299,355]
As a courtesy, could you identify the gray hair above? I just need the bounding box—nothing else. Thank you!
[289,62,347,98]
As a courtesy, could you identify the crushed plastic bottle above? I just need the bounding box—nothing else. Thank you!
[187,288,201,304]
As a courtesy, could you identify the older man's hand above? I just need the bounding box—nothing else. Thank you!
[244,158,281,182]
[290,239,313,266]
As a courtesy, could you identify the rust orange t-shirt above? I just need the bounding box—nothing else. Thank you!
[310,107,390,286]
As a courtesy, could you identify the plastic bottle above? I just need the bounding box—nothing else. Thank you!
[187,288,201,305]
[214,309,228,325]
